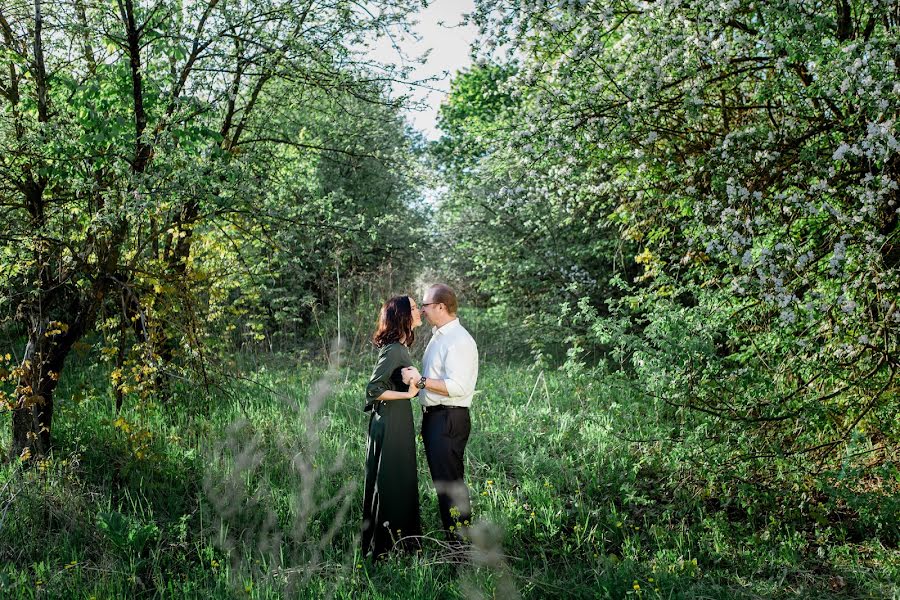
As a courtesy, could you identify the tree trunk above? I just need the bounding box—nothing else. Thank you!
[10,322,79,460]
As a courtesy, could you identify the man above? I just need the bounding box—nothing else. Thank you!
[402,284,478,537]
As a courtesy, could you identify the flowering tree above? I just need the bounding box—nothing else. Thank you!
[433,64,638,361]
[449,0,899,472]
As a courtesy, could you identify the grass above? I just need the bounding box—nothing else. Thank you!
[0,347,898,598]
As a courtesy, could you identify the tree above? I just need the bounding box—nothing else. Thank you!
[433,62,637,361]
[455,0,899,467]
[0,0,426,459]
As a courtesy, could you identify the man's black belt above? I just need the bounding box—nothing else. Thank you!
[422,404,468,415]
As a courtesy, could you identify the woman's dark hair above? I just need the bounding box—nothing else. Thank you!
[372,295,415,348]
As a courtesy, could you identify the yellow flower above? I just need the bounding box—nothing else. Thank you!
[635,248,654,265]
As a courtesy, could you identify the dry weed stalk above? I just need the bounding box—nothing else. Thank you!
[202,341,357,596]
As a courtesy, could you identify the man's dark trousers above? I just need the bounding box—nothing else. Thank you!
[422,406,471,534]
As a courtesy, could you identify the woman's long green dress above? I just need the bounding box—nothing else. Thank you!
[361,342,421,558]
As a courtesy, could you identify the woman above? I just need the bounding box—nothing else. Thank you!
[361,295,423,559]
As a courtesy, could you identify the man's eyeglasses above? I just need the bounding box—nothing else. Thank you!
[420,302,441,309]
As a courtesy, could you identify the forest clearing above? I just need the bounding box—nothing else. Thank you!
[1,0,898,597]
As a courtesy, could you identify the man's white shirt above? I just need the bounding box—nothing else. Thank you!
[419,318,478,408]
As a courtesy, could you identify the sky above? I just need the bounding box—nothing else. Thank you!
[365,0,478,141]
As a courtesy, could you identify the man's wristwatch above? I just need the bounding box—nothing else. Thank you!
[415,376,427,390]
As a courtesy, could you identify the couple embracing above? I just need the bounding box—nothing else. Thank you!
[361,284,479,559]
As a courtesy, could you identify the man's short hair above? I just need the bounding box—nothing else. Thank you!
[430,284,458,315]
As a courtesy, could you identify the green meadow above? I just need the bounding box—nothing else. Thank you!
[2,341,897,599]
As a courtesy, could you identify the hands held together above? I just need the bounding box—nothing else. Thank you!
[401,366,421,399]
[401,366,421,386]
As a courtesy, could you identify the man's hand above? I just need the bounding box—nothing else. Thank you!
[401,366,421,385]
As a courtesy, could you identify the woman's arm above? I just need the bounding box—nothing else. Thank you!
[375,380,419,401]
[366,344,415,405]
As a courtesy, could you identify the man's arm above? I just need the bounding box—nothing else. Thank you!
[401,338,478,399]
[401,366,450,396]
[423,378,449,396]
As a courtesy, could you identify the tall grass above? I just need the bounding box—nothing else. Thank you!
[0,343,898,598]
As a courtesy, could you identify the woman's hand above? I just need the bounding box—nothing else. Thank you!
[406,380,420,399]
